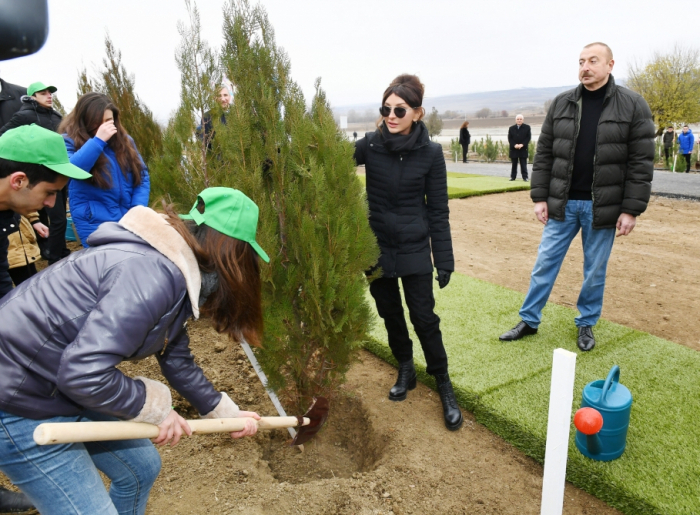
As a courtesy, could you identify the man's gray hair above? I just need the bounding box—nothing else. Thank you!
[516,114,524,119]
[583,42,613,61]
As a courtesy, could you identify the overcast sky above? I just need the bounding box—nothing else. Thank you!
[1,0,697,123]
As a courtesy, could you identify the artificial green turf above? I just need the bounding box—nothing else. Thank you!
[364,272,700,515]
[356,173,529,199]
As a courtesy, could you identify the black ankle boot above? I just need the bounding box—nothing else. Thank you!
[0,486,34,513]
[435,373,463,431]
[389,360,417,401]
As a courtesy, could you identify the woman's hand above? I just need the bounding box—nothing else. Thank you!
[153,410,192,447]
[230,411,261,439]
[95,120,117,142]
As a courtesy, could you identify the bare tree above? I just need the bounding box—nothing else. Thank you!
[476,107,491,119]
[425,107,443,139]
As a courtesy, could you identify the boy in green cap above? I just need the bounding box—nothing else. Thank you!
[0,124,90,298]
[0,82,61,136]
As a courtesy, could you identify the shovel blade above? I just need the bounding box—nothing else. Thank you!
[290,397,329,446]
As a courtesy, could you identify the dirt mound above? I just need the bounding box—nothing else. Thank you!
[261,395,383,483]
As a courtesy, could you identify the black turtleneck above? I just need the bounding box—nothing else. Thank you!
[570,80,609,201]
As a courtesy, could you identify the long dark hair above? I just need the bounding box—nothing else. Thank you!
[376,74,426,128]
[59,92,144,190]
[162,202,264,348]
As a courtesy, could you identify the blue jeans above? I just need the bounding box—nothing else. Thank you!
[519,200,615,329]
[0,409,161,515]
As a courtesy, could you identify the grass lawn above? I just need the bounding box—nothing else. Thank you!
[445,172,530,198]
[365,272,700,515]
[356,173,529,199]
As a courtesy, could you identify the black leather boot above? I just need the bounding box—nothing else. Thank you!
[435,373,463,431]
[0,486,34,513]
[389,360,417,401]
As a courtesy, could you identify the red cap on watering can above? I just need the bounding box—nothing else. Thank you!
[575,365,633,461]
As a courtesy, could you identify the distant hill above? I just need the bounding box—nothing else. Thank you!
[334,85,577,117]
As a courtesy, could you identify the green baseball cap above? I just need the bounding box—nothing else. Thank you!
[27,82,57,96]
[180,187,270,263]
[0,124,92,180]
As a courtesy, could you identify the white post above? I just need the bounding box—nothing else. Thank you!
[540,348,577,515]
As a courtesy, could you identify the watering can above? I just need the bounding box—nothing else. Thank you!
[574,365,632,461]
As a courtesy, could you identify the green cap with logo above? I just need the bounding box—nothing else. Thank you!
[0,124,91,180]
[27,82,57,96]
[180,187,270,263]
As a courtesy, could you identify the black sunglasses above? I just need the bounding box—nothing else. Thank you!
[379,105,414,118]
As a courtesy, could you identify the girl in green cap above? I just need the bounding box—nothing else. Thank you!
[0,188,267,514]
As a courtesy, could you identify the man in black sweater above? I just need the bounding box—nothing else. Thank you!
[499,43,655,351]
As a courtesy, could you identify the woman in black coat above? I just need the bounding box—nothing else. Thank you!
[354,74,462,431]
[459,121,471,162]
[0,81,69,265]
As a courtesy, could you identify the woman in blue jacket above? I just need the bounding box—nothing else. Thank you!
[61,92,150,244]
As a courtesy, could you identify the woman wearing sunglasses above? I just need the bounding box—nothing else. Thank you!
[354,74,462,431]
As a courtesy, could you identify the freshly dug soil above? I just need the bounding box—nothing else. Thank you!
[126,322,619,515]
[9,191,697,513]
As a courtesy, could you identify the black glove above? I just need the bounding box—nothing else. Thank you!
[436,269,451,289]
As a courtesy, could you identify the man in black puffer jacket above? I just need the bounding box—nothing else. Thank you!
[500,43,654,351]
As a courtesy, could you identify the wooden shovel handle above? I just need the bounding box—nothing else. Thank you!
[33,416,310,445]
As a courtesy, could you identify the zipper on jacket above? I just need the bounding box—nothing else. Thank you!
[590,89,614,207]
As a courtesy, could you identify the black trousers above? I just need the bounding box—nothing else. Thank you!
[9,263,37,286]
[369,273,448,375]
[44,187,70,264]
[461,144,469,162]
[511,156,528,179]
[683,153,691,172]
[664,147,671,161]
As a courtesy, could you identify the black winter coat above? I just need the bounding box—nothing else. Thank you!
[508,124,531,158]
[0,211,221,420]
[662,130,675,148]
[0,96,62,136]
[459,127,470,146]
[354,122,454,278]
[0,210,20,299]
[0,78,26,128]
[530,76,655,228]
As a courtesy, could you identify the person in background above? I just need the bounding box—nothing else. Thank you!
[508,114,531,181]
[662,126,674,168]
[353,130,357,141]
[354,73,462,431]
[0,82,62,135]
[0,187,267,515]
[0,81,69,266]
[0,124,92,514]
[459,121,471,163]
[200,85,232,150]
[61,92,150,245]
[677,125,694,173]
[0,77,25,129]
[499,42,654,351]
